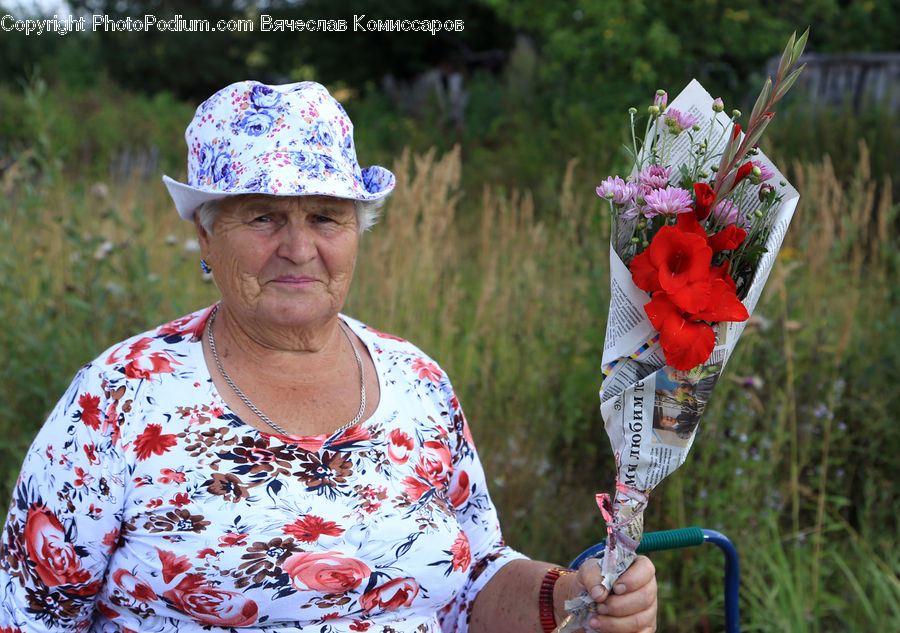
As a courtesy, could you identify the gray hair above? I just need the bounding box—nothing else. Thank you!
[195,197,386,236]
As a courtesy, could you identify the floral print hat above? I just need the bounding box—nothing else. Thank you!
[163,80,395,221]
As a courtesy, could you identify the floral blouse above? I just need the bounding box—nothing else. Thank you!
[0,306,525,632]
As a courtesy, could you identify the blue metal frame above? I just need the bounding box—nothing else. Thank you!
[571,528,740,633]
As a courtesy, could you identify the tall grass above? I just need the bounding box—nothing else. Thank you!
[1,136,897,631]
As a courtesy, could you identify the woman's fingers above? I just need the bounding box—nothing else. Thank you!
[614,555,656,596]
[576,556,607,601]
[583,555,657,632]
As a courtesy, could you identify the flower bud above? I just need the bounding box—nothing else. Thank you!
[712,97,725,112]
[604,192,615,200]
[748,165,763,185]
[710,165,719,172]
[637,221,647,230]
[648,105,660,115]
[698,171,708,179]
[654,90,668,111]
[732,109,741,118]
[692,124,701,131]
[629,107,638,115]
[630,237,640,244]
[758,183,775,202]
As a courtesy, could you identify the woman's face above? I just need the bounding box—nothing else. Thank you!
[197,194,359,333]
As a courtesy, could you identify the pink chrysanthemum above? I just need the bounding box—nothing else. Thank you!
[638,165,671,189]
[663,108,698,134]
[643,186,693,217]
[596,176,638,205]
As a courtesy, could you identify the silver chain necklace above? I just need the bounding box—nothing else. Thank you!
[206,305,366,436]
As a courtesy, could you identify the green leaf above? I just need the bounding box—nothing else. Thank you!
[791,28,810,67]
[750,77,773,126]
[776,31,796,80]
[773,64,807,103]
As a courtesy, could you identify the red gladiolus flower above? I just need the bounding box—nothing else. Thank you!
[633,210,749,370]
[630,226,712,313]
[734,162,754,184]
[692,183,715,221]
[708,225,747,253]
[644,293,717,371]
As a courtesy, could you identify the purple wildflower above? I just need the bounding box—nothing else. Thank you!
[643,186,693,217]
[752,161,775,183]
[622,202,649,220]
[663,108,698,134]
[638,165,671,189]
[711,200,751,227]
[596,176,638,205]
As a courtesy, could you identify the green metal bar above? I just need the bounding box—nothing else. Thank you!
[636,527,705,553]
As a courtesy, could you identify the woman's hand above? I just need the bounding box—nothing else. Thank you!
[572,555,657,633]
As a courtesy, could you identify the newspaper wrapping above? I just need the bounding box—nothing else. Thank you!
[556,79,799,633]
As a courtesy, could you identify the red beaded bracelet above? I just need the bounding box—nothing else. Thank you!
[538,567,573,633]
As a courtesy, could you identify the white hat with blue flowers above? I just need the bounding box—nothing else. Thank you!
[163,80,395,221]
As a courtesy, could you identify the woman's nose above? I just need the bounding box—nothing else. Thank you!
[275,220,316,263]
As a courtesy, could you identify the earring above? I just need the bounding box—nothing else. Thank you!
[200,259,212,274]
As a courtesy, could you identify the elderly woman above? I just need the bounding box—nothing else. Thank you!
[0,81,656,632]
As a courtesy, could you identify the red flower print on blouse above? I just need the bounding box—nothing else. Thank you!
[157,547,193,583]
[387,429,414,464]
[401,475,432,502]
[449,469,470,508]
[364,326,406,342]
[102,527,120,552]
[158,468,186,484]
[78,393,102,430]
[282,515,345,542]
[450,531,471,572]
[23,504,98,591]
[156,310,210,341]
[83,443,100,465]
[335,424,372,444]
[277,434,327,452]
[417,440,452,486]
[112,568,156,603]
[359,577,419,614]
[282,551,371,593]
[219,532,249,547]
[133,424,178,461]
[163,573,258,626]
[411,357,441,383]
[106,337,179,380]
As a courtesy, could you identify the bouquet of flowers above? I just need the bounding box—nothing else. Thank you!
[556,30,808,632]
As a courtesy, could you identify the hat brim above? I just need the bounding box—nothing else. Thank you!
[163,164,395,221]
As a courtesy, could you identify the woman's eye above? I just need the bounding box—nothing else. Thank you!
[249,214,272,224]
[314,215,335,224]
